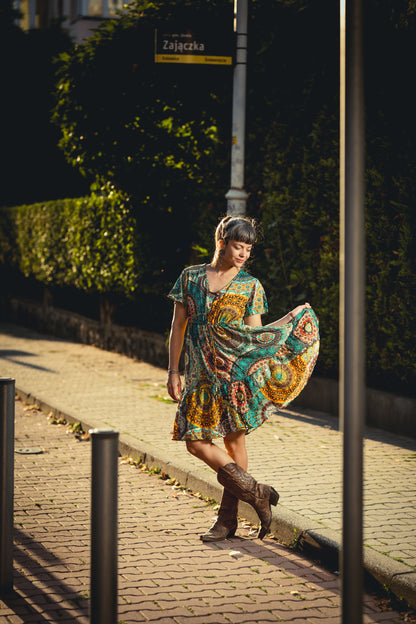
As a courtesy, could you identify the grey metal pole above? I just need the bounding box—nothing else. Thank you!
[90,429,119,624]
[226,0,248,216]
[0,378,15,596]
[339,0,365,622]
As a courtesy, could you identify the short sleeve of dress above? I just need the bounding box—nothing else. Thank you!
[245,278,268,316]
[168,270,186,304]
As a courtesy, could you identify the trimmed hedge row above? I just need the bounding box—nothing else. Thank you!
[0,190,139,297]
[258,114,416,396]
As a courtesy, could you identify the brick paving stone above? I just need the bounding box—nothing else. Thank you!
[139,606,192,619]
[300,619,340,624]
[0,366,413,622]
[176,616,230,624]
[226,611,282,623]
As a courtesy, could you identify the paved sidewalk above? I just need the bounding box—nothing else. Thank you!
[1,398,411,623]
[1,321,416,611]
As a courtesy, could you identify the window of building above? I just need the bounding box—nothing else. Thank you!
[77,0,125,18]
[108,0,124,17]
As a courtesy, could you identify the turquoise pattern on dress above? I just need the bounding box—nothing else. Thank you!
[168,264,319,441]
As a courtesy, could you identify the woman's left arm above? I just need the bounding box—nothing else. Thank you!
[269,302,311,328]
[244,314,263,327]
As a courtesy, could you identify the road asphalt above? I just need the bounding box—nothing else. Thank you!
[1,321,416,623]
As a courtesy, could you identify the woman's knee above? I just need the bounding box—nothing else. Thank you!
[186,439,206,458]
[224,431,245,454]
[224,431,248,467]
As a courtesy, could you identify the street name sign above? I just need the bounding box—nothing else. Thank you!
[155,29,233,66]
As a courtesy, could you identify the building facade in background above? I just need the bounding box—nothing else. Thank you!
[13,0,125,42]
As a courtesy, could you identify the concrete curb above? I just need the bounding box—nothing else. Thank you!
[15,385,416,610]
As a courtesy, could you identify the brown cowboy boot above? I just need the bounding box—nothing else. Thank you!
[217,463,279,540]
[200,488,238,542]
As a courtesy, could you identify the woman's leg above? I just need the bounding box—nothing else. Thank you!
[189,434,242,541]
[191,432,247,542]
[186,430,248,472]
[188,433,279,540]
[186,439,233,473]
[223,431,248,470]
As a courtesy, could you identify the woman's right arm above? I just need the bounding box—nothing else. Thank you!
[167,301,188,401]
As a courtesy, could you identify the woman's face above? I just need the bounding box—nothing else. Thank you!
[221,239,252,269]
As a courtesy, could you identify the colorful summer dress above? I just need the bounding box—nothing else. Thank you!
[168,264,319,441]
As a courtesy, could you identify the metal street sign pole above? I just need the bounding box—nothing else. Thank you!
[226,0,248,216]
[339,0,365,622]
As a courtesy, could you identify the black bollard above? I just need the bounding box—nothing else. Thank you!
[340,0,365,622]
[90,429,118,624]
[0,378,15,595]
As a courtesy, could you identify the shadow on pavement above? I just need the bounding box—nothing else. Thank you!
[203,530,341,589]
[0,349,56,373]
[283,405,416,452]
[3,527,90,623]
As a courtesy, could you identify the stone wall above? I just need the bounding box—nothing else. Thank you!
[4,296,169,369]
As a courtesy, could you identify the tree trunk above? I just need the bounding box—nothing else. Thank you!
[99,295,115,325]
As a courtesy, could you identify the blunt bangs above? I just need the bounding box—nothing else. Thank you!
[223,218,257,245]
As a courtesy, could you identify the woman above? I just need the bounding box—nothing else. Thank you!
[167,216,319,541]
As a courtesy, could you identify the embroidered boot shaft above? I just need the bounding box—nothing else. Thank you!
[217,463,279,540]
[200,489,238,542]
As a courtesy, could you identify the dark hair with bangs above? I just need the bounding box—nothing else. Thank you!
[215,216,257,247]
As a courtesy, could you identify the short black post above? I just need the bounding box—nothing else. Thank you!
[0,378,15,596]
[90,429,118,624]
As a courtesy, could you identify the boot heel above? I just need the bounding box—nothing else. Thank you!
[269,487,279,506]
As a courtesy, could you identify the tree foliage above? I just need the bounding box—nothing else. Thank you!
[52,0,235,289]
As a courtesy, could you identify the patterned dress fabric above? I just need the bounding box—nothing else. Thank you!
[168,264,319,441]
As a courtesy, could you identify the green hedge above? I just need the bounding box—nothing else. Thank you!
[258,112,416,396]
[0,190,139,297]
